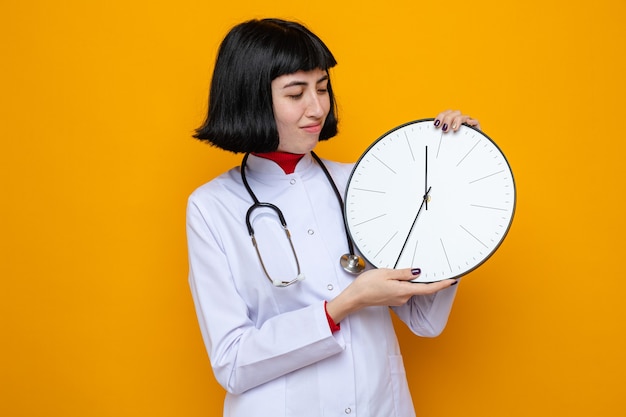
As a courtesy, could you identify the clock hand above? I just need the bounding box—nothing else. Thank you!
[393,186,431,268]
[425,146,429,211]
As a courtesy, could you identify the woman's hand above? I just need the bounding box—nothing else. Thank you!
[434,109,481,132]
[326,268,457,323]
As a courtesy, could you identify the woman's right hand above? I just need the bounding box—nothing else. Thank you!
[325,268,457,323]
[434,109,481,132]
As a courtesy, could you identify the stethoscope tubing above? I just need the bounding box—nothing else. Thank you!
[241,152,364,284]
[309,152,358,259]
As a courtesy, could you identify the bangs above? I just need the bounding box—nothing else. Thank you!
[264,20,337,78]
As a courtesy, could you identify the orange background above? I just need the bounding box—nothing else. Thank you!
[2,1,625,416]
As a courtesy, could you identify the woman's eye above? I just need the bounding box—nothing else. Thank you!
[317,88,328,94]
[288,93,303,99]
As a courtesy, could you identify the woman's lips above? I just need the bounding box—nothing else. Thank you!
[301,123,322,134]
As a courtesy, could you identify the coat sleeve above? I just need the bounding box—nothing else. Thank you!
[391,285,459,337]
[186,195,345,395]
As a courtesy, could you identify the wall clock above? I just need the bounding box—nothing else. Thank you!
[344,119,516,283]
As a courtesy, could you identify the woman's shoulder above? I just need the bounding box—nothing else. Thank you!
[315,157,355,184]
[322,158,354,170]
[188,166,242,206]
[312,153,354,170]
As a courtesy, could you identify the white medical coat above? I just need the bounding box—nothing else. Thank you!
[187,153,458,417]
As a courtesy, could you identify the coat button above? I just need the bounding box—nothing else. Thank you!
[344,408,352,414]
[290,179,296,185]
[327,284,334,291]
[307,229,315,235]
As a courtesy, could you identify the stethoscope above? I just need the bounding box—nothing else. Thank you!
[241,152,366,287]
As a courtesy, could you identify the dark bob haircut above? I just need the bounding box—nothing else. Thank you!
[193,18,339,153]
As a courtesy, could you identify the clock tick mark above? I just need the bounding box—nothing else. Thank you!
[456,139,481,167]
[374,231,399,259]
[353,213,387,227]
[404,131,416,162]
[440,238,452,272]
[470,204,508,211]
[460,225,488,248]
[436,133,444,158]
[372,154,397,174]
[352,187,386,194]
[469,170,506,184]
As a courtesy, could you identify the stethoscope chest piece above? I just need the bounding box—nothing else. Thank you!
[340,253,365,274]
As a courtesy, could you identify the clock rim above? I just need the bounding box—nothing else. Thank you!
[343,118,517,282]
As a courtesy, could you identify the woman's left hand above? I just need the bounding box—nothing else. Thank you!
[434,109,481,132]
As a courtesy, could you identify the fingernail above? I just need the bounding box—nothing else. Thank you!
[434,119,441,127]
[450,280,459,286]
[451,124,457,130]
[442,123,448,132]
[411,268,421,276]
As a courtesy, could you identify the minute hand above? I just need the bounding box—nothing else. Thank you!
[425,145,429,210]
[394,186,431,268]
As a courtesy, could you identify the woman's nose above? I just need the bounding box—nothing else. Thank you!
[305,92,325,118]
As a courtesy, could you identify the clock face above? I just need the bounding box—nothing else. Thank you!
[344,119,516,282]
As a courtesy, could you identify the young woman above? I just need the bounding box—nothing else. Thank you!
[187,18,480,417]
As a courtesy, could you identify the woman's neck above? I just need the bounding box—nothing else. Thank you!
[252,151,305,174]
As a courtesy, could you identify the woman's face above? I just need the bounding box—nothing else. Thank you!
[271,68,330,154]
